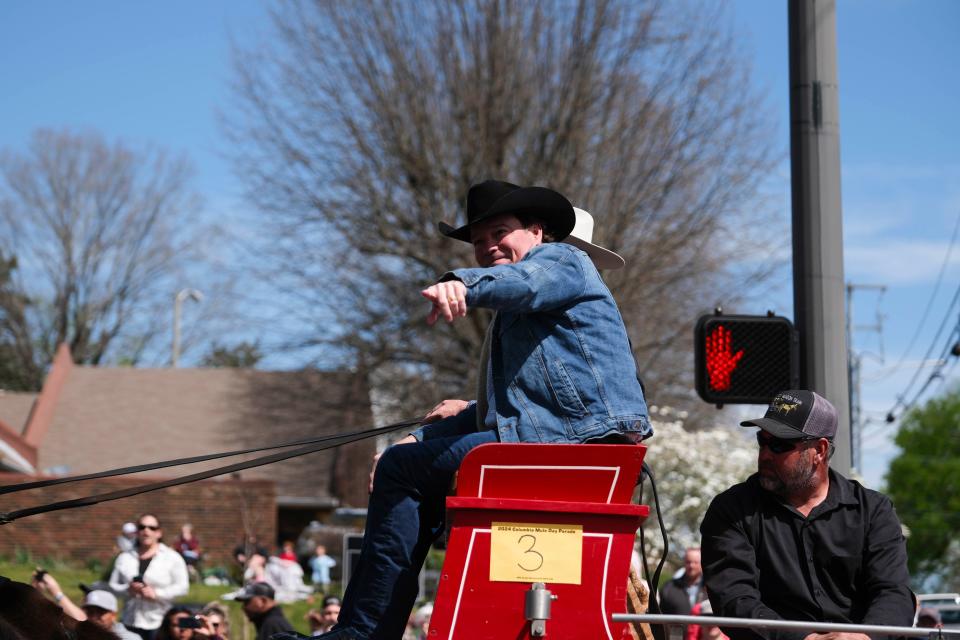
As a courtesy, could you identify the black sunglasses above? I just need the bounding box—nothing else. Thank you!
[756,432,815,454]
[137,523,160,531]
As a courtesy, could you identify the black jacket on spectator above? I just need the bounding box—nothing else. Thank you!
[700,469,913,640]
[254,606,294,640]
[659,575,705,615]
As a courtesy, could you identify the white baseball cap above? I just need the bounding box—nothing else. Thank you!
[82,590,118,613]
[121,522,137,535]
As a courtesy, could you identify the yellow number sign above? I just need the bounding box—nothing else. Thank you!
[489,522,583,584]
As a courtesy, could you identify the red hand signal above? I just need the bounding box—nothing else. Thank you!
[705,324,744,391]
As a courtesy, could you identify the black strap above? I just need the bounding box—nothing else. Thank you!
[0,417,421,525]
[0,418,419,496]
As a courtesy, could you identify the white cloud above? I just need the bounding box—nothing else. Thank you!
[845,239,960,284]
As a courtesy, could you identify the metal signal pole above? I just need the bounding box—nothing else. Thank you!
[788,0,851,473]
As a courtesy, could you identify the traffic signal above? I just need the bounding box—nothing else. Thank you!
[694,313,799,405]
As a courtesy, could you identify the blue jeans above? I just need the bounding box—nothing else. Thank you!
[336,430,498,639]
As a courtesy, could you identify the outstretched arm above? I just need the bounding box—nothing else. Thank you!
[444,243,587,315]
[33,573,87,622]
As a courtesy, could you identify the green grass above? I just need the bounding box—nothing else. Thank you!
[0,556,330,638]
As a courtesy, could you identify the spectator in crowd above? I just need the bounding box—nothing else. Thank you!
[233,534,269,584]
[235,582,295,640]
[198,603,230,639]
[118,522,139,553]
[307,595,341,636]
[233,534,270,568]
[686,600,729,640]
[265,551,313,603]
[660,548,707,640]
[109,513,190,640]
[80,591,143,640]
[155,606,195,640]
[154,604,227,640]
[309,545,336,591]
[701,390,914,640]
[31,571,139,639]
[243,553,267,585]
[279,541,298,562]
[171,524,202,575]
[660,548,706,614]
[402,603,432,640]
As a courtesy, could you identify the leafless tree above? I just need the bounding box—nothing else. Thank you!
[0,129,209,390]
[226,0,784,418]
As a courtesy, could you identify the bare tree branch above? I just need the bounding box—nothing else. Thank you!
[225,0,783,417]
[0,129,212,388]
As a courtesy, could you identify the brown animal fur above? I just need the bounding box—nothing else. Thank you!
[0,577,119,640]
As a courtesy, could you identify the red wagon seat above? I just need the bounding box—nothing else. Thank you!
[430,443,650,640]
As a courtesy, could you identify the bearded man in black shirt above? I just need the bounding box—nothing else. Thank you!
[700,390,913,640]
[236,582,294,640]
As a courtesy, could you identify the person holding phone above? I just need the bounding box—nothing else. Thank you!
[156,606,196,640]
[109,514,189,640]
[31,570,141,639]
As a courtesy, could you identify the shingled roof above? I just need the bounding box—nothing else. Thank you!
[0,344,376,508]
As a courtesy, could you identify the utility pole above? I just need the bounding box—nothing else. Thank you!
[172,288,204,367]
[788,0,851,473]
[845,283,886,473]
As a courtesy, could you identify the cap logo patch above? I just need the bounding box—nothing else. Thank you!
[773,399,801,415]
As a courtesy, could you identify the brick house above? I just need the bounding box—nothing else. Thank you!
[0,344,375,566]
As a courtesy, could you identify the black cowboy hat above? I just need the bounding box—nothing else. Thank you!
[438,180,576,243]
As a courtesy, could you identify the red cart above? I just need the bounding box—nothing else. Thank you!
[430,443,650,639]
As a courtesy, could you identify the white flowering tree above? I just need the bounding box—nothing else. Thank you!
[633,405,755,577]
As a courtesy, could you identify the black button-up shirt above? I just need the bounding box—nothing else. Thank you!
[700,469,913,640]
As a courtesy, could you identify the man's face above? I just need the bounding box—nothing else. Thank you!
[137,515,162,547]
[320,603,340,630]
[82,606,116,629]
[756,431,820,497]
[242,595,270,618]
[471,214,543,267]
[683,549,702,583]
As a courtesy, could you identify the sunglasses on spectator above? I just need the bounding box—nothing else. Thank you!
[137,524,160,531]
[756,432,816,454]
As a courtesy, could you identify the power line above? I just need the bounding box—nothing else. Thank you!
[886,318,960,423]
[881,210,960,381]
[907,323,960,403]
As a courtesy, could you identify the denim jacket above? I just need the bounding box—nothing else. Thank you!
[412,242,651,444]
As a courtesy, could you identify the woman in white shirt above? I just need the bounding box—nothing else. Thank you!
[109,514,189,639]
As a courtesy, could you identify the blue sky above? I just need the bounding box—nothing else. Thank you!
[730,0,960,487]
[1,1,958,488]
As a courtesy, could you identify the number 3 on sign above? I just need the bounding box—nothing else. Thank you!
[489,522,582,584]
[516,534,544,572]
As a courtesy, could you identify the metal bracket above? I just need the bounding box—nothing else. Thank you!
[525,582,557,636]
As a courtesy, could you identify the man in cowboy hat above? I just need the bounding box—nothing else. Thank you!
[308,179,651,640]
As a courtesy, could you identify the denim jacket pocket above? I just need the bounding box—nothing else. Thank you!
[549,359,589,417]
